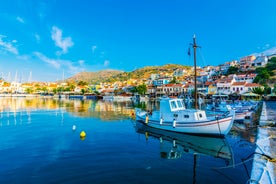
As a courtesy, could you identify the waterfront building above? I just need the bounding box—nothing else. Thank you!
[207,83,217,95]
[152,77,171,86]
[239,55,256,71]
[162,83,185,97]
[235,74,256,83]
[219,60,238,74]
[244,83,261,93]
[183,82,195,94]
[150,74,160,80]
[146,84,156,98]
[216,76,235,95]
[252,55,268,67]
[173,69,186,77]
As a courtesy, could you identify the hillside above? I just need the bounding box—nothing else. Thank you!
[65,70,124,84]
[66,64,192,84]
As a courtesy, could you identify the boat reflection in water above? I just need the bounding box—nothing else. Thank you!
[135,121,233,163]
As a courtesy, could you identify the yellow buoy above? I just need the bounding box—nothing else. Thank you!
[80,131,86,138]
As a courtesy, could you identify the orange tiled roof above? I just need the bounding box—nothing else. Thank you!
[245,83,260,87]
[205,81,214,85]
[232,82,246,86]
[164,84,183,87]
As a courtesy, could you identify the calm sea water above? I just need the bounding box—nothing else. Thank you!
[0,98,258,184]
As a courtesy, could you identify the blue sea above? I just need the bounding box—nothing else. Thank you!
[0,98,257,184]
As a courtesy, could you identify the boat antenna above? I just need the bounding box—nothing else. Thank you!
[192,34,201,109]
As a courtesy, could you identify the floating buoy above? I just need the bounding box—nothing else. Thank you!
[80,131,86,138]
[72,125,77,131]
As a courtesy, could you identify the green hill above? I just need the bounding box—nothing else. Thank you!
[65,70,124,84]
[66,64,192,84]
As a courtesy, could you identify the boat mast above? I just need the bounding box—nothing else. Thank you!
[193,35,200,109]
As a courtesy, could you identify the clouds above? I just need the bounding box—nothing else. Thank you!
[33,52,84,75]
[34,33,40,43]
[253,44,276,57]
[260,46,276,56]
[16,16,25,24]
[92,45,97,54]
[104,60,110,67]
[51,26,74,55]
[0,35,19,55]
[34,52,60,68]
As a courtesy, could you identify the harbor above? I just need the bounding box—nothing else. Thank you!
[0,96,275,183]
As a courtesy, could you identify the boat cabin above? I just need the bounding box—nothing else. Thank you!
[159,97,208,122]
[160,97,191,113]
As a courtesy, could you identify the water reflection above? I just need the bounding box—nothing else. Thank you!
[135,122,233,163]
[0,98,135,122]
[134,122,240,183]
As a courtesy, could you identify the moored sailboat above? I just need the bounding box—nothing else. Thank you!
[135,35,235,137]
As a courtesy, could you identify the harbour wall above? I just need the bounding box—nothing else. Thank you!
[250,101,276,184]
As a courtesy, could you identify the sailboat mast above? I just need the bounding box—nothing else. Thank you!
[193,35,198,109]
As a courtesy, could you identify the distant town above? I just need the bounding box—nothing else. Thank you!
[0,53,276,99]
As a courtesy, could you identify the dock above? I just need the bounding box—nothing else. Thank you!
[250,101,276,184]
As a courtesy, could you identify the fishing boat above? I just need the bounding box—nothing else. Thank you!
[135,35,235,137]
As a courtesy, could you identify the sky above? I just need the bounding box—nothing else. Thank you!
[0,0,276,82]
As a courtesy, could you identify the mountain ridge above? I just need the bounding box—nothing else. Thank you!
[65,64,192,84]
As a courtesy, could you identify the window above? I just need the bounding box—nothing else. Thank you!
[184,115,189,118]
[170,101,177,109]
[177,100,183,108]
[199,114,202,118]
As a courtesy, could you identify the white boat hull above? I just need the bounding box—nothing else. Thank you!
[136,109,234,136]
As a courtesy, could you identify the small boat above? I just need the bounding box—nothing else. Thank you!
[135,35,235,137]
[135,97,235,137]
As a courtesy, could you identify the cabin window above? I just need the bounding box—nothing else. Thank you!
[199,114,203,118]
[177,100,183,108]
[170,101,177,109]
[184,115,189,118]
[174,114,178,117]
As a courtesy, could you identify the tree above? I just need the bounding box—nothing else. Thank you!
[56,87,64,93]
[263,84,271,95]
[273,84,276,93]
[81,88,86,95]
[77,81,87,86]
[266,57,276,71]
[132,84,147,95]
[254,67,270,85]
[251,87,264,95]
[169,76,179,84]
[226,66,239,75]
[41,87,48,94]
[25,88,33,94]
[68,84,75,91]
